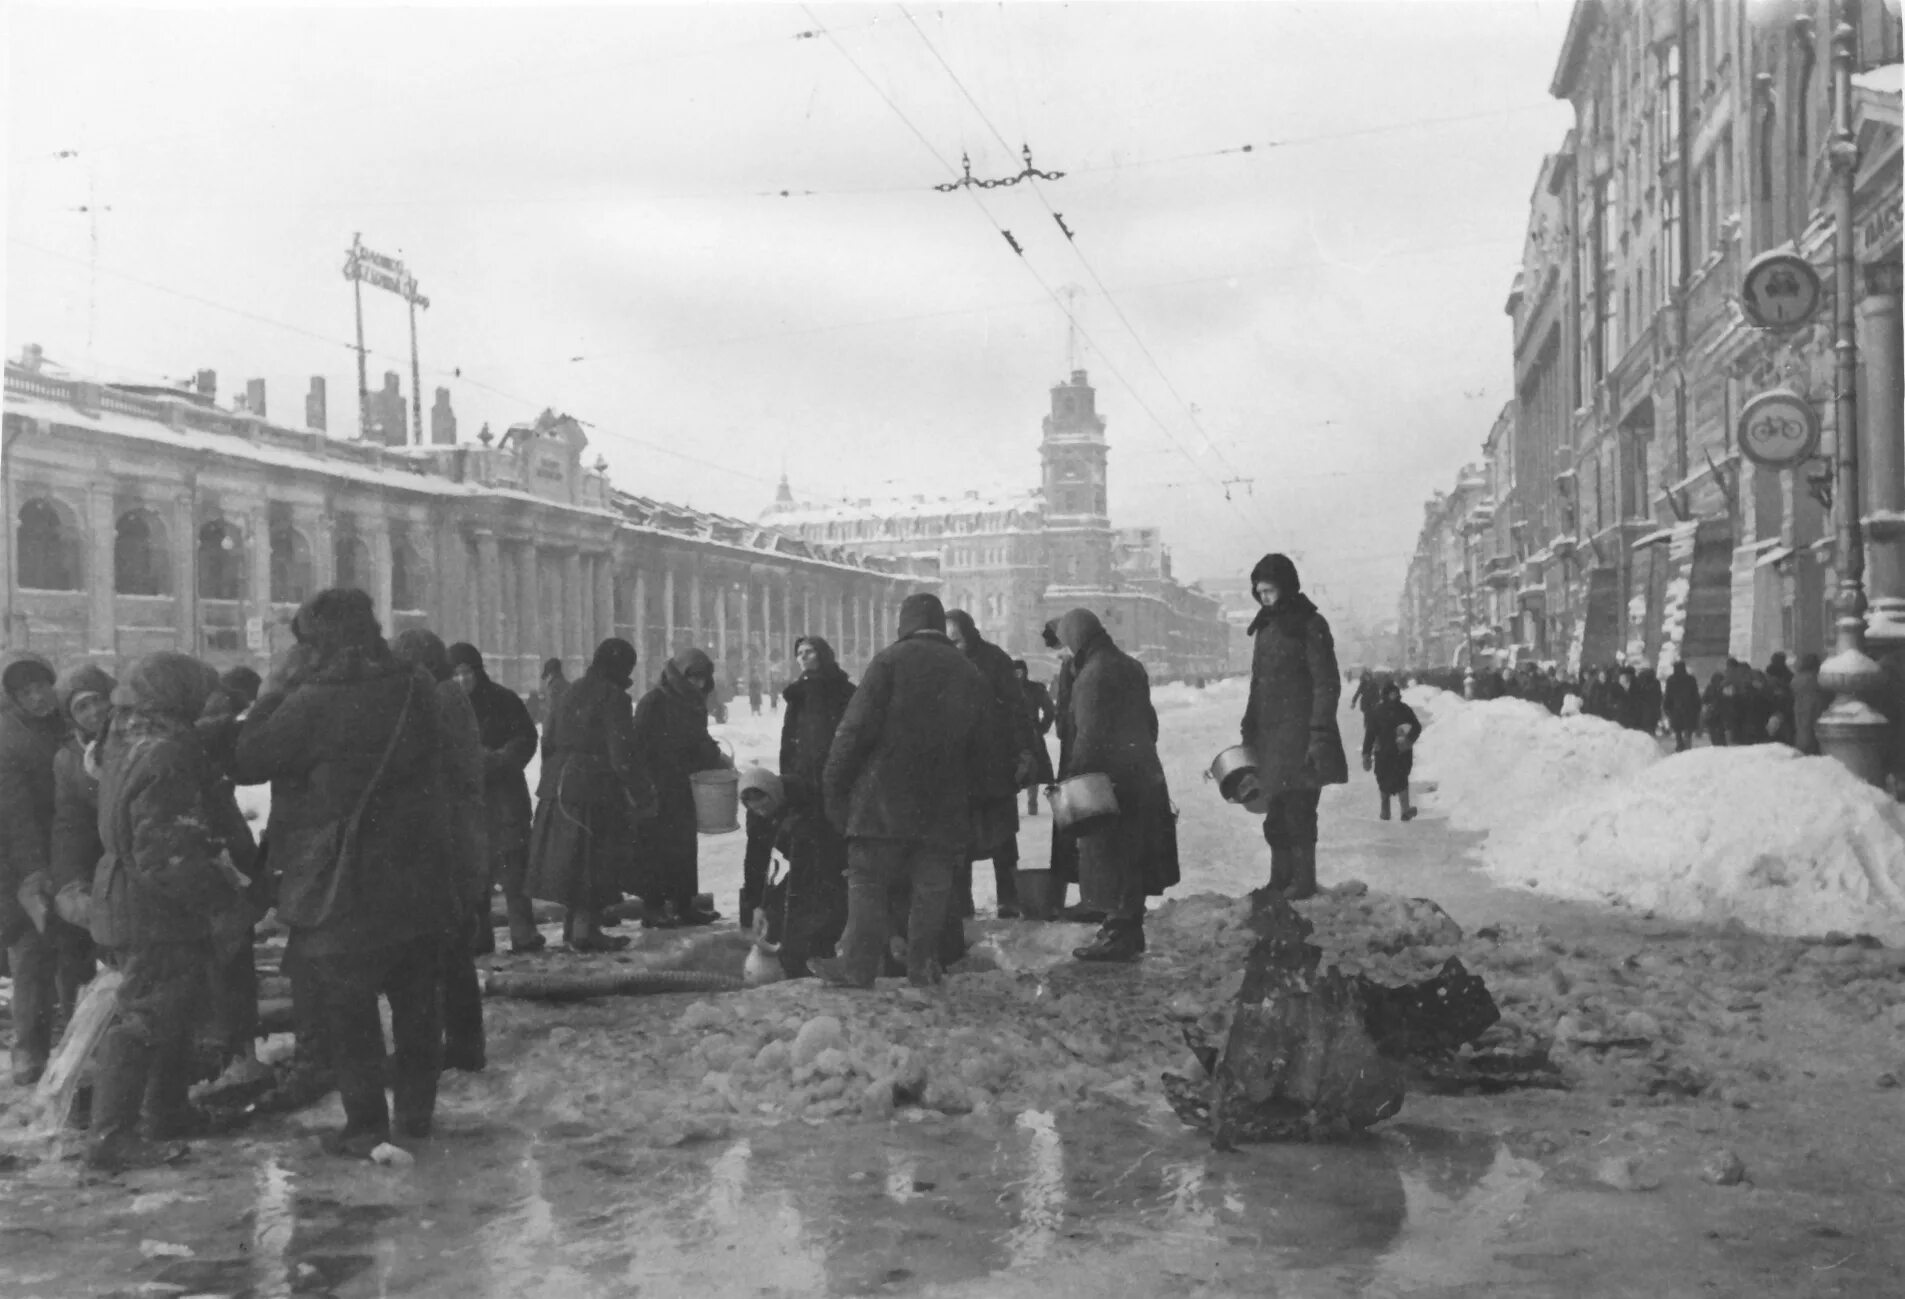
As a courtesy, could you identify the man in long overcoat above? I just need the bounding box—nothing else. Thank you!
[447,643,541,950]
[945,610,1038,918]
[817,593,989,987]
[2,652,68,1085]
[1239,554,1347,900]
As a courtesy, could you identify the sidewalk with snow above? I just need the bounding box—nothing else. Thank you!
[1407,687,1905,944]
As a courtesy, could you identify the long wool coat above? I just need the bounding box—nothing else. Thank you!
[453,648,539,872]
[527,666,656,910]
[235,653,453,956]
[0,653,65,945]
[1241,594,1349,798]
[629,658,726,904]
[779,640,856,799]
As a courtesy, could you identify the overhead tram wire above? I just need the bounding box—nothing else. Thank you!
[6,237,783,492]
[799,5,1270,538]
[898,4,1249,482]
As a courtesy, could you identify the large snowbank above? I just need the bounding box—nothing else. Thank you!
[1484,745,1905,944]
[1406,688,1661,836]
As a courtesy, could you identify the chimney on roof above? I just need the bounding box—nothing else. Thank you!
[245,378,267,419]
[430,386,457,444]
[195,369,216,401]
[306,377,327,431]
[19,344,44,372]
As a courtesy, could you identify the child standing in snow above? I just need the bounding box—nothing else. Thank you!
[1364,682,1421,822]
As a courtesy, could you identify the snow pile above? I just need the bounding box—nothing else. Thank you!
[1152,677,1247,714]
[1484,745,1905,944]
[1408,690,1661,835]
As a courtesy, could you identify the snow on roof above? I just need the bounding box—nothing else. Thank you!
[767,489,1042,527]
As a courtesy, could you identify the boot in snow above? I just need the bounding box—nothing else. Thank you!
[1285,845,1319,901]
[1380,795,1392,821]
[1073,921,1144,963]
[1266,846,1294,892]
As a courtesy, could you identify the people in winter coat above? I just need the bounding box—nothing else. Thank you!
[527,638,657,949]
[816,592,990,987]
[2,651,68,1086]
[1042,620,1084,915]
[1055,609,1178,963]
[1349,668,1381,766]
[48,664,114,1020]
[87,652,250,1170]
[1791,654,1827,755]
[447,643,542,952]
[740,767,847,978]
[541,659,570,725]
[1635,668,1664,737]
[748,674,764,717]
[1014,660,1058,816]
[392,630,492,1073]
[1662,661,1702,751]
[1364,682,1421,821]
[1766,651,1793,686]
[945,609,1038,919]
[233,588,453,1158]
[749,636,854,931]
[1237,554,1348,900]
[629,646,730,928]
[1702,672,1730,747]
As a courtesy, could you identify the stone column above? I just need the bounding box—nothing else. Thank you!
[1860,283,1905,641]
[634,567,650,685]
[309,511,336,590]
[87,486,116,657]
[802,584,813,637]
[173,493,197,652]
[715,575,730,665]
[689,568,703,651]
[246,504,272,664]
[664,565,678,653]
[594,552,614,652]
[563,550,584,664]
[475,529,503,654]
[759,575,773,681]
[365,517,393,630]
[740,571,754,676]
[517,543,538,684]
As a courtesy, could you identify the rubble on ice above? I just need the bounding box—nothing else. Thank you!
[1404,687,1662,836]
[1484,744,1905,945]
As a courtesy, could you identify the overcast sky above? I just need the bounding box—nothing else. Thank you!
[5,0,1576,624]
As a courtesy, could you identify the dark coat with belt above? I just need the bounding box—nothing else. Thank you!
[527,657,654,907]
[1058,610,1178,896]
[779,639,856,798]
[234,652,452,956]
[630,653,725,900]
[1241,594,1349,797]
[451,646,539,861]
[0,652,64,944]
[823,621,990,849]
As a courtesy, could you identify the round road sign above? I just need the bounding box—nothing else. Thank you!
[1737,388,1821,469]
[1739,250,1824,330]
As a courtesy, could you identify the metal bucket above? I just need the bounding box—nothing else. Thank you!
[691,742,740,834]
[1052,773,1120,835]
[1207,744,1260,802]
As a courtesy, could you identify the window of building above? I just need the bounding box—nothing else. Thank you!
[335,532,372,594]
[391,537,428,612]
[115,509,171,596]
[17,497,81,592]
[197,519,245,601]
[270,526,313,605]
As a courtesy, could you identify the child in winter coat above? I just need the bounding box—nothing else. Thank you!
[739,767,847,980]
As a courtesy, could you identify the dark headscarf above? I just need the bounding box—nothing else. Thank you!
[661,646,715,710]
[542,658,567,681]
[55,663,117,730]
[1056,608,1111,662]
[391,628,453,683]
[1,654,56,699]
[898,593,947,639]
[793,635,842,679]
[945,609,987,657]
[111,652,221,725]
[1040,620,1062,650]
[1246,553,1318,636]
[219,666,262,708]
[447,642,489,680]
[589,638,639,690]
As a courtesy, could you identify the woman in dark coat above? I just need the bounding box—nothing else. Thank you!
[1662,661,1703,751]
[1364,682,1421,822]
[234,588,453,1157]
[1702,672,1730,747]
[88,652,251,1170]
[1,651,66,1086]
[630,646,729,928]
[1014,660,1057,814]
[49,664,114,1005]
[946,610,1038,919]
[527,638,656,950]
[1041,621,1086,917]
[747,636,853,930]
[1057,609,1177,962]
[1238,553,1347,900]
[447,643,541,951]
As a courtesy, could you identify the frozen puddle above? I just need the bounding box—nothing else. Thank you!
[0,1113,1542,1297]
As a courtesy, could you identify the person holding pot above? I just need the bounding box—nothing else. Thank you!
[945,610,1039,919]
[630,647,732,928]
[446,642,542,952]
[1055,609,1178,962]
[1237,553,1347,900]
[1363,681,1421,822]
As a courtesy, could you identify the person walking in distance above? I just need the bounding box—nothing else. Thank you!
[1236,554,1348,900]
[815,594,989,988]
[1364,681,1421,822]
[1662,660,1702,753]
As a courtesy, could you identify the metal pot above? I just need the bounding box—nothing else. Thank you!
[1052,773,1120,834]
[1207,744,1260,802]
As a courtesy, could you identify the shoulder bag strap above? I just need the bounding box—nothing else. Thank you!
[311,674,419,927]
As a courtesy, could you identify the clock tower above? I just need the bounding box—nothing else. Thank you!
[1039,370,1115,590]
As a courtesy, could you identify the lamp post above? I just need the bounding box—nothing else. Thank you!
[1812,10,1892,786]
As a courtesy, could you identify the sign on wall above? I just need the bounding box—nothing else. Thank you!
[1736,388,1821,470]
[1738,250,1823,331]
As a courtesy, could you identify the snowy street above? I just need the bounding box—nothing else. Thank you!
[6,680,1905,1297]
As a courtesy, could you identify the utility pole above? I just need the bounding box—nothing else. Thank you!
[404,271,428,445]
[347,233,371,441]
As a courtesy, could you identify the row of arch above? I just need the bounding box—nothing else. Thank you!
[15,497,431,610]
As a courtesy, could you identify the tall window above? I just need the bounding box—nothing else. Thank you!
[270,525,313,605]
[114,510,171,596]
[197,519,244,601]
[391,537,428,612]
[335,532,372,594]
[17,498,81,591]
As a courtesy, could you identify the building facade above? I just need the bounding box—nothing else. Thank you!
[765,370,1230,681]
[1402,0,1902,683]
[3,352,937,694]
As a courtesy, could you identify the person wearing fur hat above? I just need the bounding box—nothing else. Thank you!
[1056,609,1179,962]
[47,664,115,1028]
[3,651,70,1085]
[447,642,541,951]
[88,652,253,1170]
[527,638,659,950]
[1237,554,1348,899]
[628,646,732,928]
[815,592,990,988]
[234,588,454,1157]
[392,629,491,1072]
